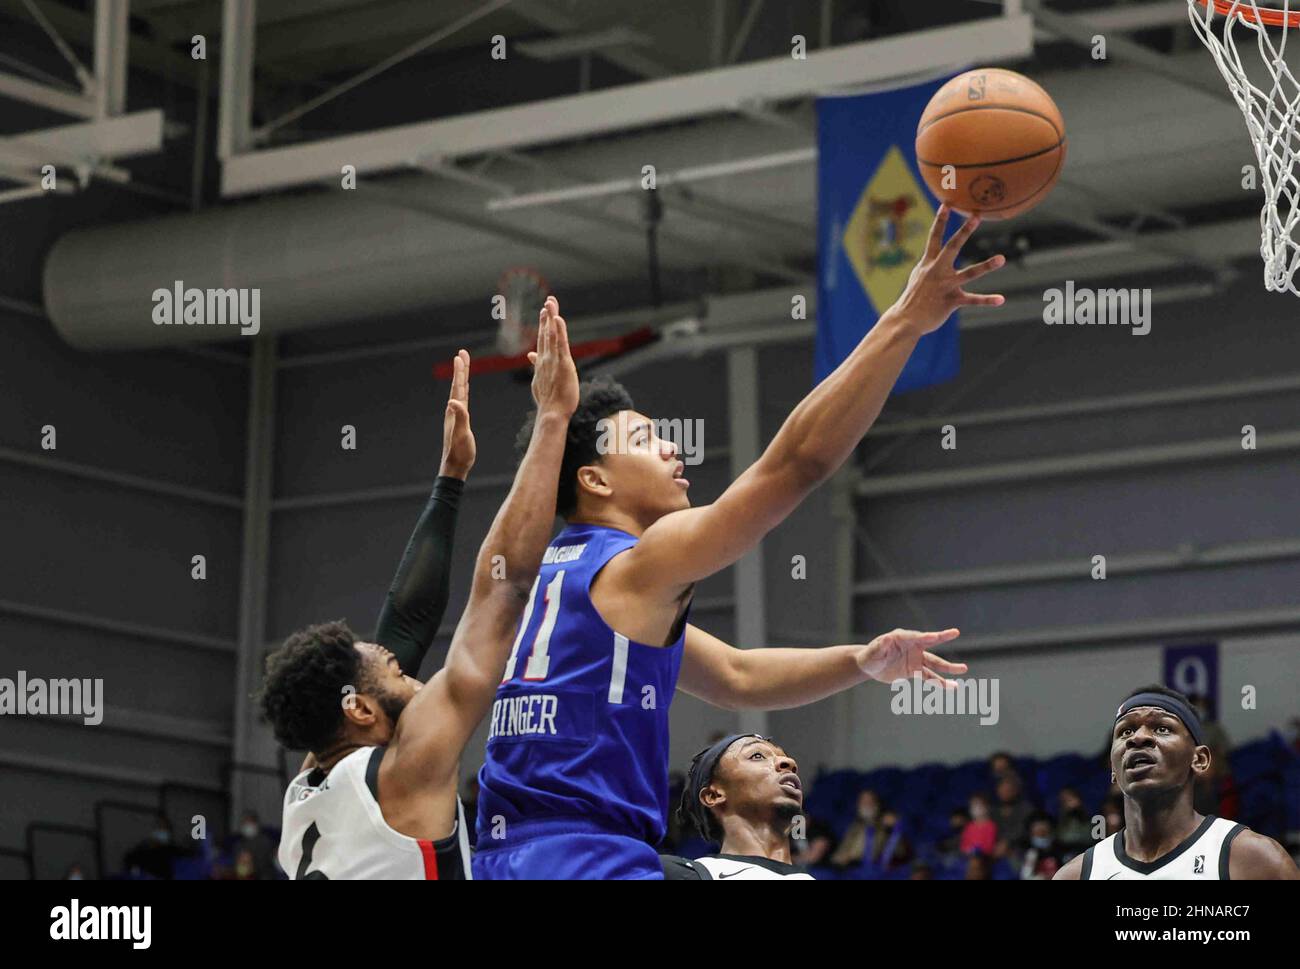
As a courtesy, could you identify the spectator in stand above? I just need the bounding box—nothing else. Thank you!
[965,852,993,880]
[1191,693,1232,756]
[63,863,86,881]
[829,789,880,868]
[1188,693,1234,817]
[792,813,836,868]
[857,808,912,877]
[233,847,259,880]
[961,794,997,856]
[233,811,278,879]
[1055,786,1093,855]
[1102,795,1124,837]
[938,808,968,865]
[123,815,186,880]
[909,861,934,880]
[1017,812,1064,880]
[988,751,1016,784]
[993,773,1034,854]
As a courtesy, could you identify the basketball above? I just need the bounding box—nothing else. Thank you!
[916,68,1066,220]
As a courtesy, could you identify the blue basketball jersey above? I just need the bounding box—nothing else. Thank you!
[476,523,685,849]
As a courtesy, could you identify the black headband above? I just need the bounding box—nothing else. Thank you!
[678,733,762,840]
[1115,692,1205,746]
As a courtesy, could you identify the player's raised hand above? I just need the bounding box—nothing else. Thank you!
[528,296,579,419]
[889,205,1006,336]
[854,627,967,688]
[440,348,476,480]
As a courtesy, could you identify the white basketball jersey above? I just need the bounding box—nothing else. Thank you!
[278,746,472,880]
[692,855,815,880]
[1083,816,1245,880]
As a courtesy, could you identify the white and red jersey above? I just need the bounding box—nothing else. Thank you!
[278,746,471,880]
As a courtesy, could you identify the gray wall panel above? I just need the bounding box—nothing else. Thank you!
[0,464,242,636]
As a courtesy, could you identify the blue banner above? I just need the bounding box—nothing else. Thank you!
[815,78,959,390]
[1164,643,1219,719]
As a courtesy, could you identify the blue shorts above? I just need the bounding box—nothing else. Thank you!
[473,830,664,880]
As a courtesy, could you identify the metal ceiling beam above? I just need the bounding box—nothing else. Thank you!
[0,184,47,204]
[511,0,675,78]
[0,0,197,89]
[486,146,815,212]
[254,0,499,66]
[484,152,809,281]
[253,0,514,143]
[217,0,255,160]
[0,110,164,177]
[360,180,640,274]
[1027,0,1231,103]
[0,70,96,118]
[727,0,766,64]
[92,0,129,118]
[1041,0,1186,34]
[221,13,1034,197]
[516,26,652,62]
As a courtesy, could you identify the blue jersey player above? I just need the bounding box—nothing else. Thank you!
[476,207,1008,879]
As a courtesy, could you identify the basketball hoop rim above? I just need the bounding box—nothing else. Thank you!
[1199,0,1300,28]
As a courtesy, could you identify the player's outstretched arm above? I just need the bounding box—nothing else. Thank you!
[624,207,1005,592]
[678,623,966,710]
[385,299,578,785]
[372,348,476,676]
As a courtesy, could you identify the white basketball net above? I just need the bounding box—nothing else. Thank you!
[1190,1,1300,294]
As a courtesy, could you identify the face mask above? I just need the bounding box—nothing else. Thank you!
[969,803,988,820]
[859,805,878,822]
[240,823,259,840]
[67,872,83,881]
[152,830,171,845]
[1031,836,1052,850]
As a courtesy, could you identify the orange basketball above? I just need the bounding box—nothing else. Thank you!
[916,68,1066,221]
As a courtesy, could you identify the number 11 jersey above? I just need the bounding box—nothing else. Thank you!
[476,523,686,849]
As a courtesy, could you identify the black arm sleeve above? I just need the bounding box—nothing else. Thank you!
[373,475,465,676]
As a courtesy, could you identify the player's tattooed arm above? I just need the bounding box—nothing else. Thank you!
[1228,829,1300,879]
[678,624,966,710]
[620,207,1005,593]
[384,299,578,785]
